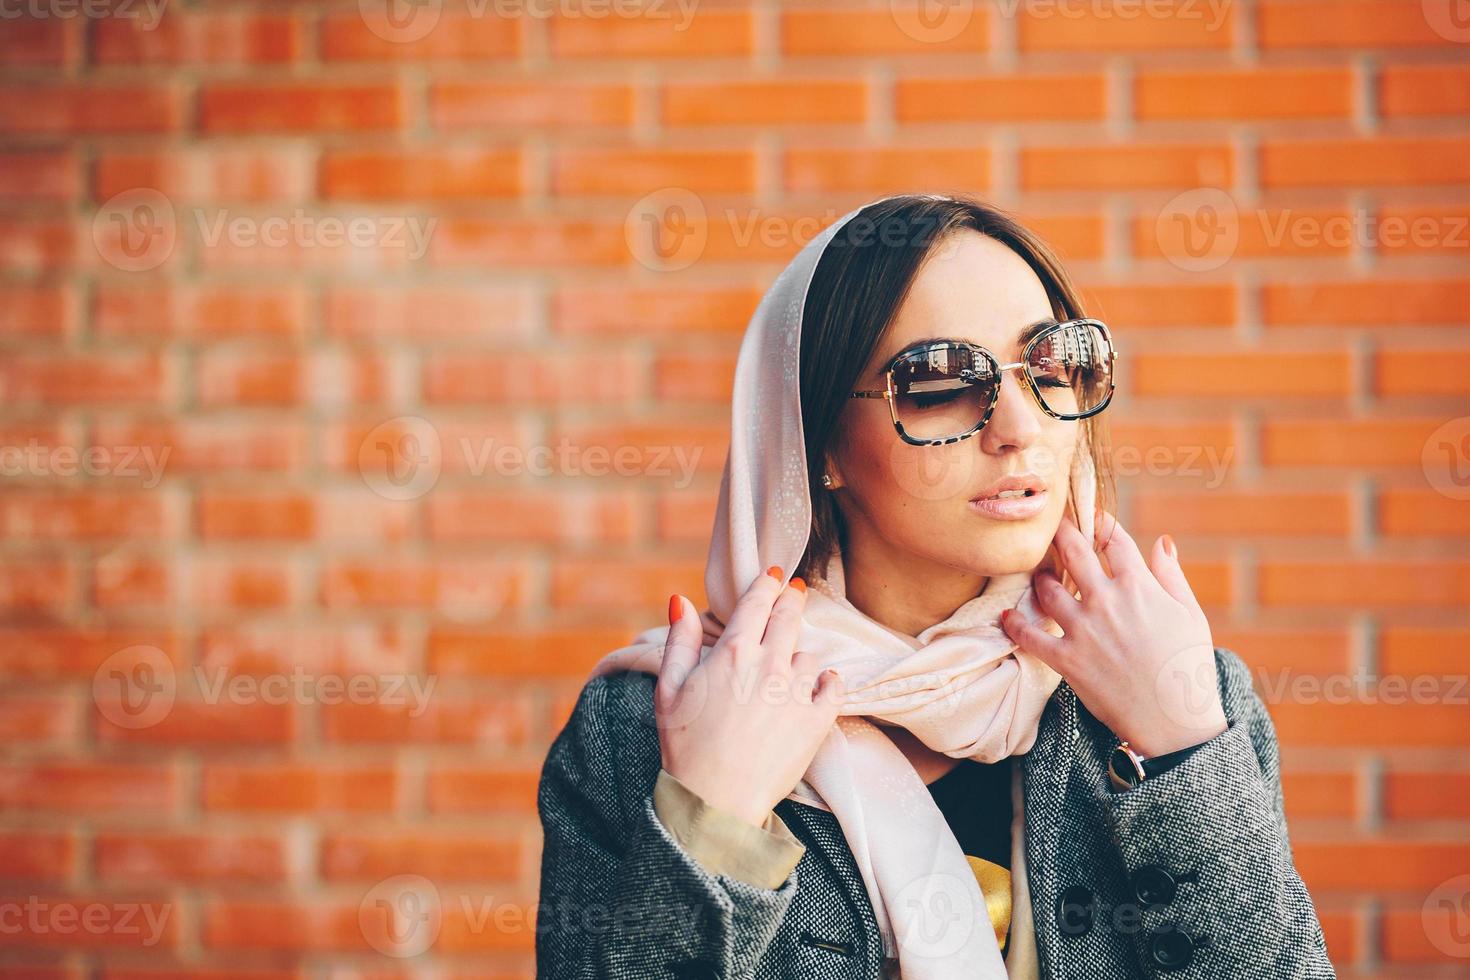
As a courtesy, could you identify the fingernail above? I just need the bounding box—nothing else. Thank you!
[790,576,806,593]
[766,565,784,581]
[668,594,683,624]
[1162,534,1178,560]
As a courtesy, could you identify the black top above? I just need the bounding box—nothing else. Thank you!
[926,755,1013,869]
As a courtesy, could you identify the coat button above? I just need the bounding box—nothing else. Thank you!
[1056,884,1095,937]
[1132,864,1178,907]
[668,960,720,980]
[1148,926,1195,970]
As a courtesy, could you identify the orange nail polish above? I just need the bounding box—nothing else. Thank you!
[766,565,783,581]
[1161,534,1178,560]
[668,594,683,623]
[790,576,806,593]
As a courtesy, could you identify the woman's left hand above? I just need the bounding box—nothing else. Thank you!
[1000,508,1228,758]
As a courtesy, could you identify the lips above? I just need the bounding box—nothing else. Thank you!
[971,473,1047,502]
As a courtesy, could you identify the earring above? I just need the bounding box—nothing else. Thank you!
[821,474,835,489]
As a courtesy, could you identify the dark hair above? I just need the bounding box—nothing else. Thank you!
[796,193,1115,584]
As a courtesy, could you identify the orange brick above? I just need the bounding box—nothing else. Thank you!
[895,74,1105,122]
[550,556,717,610]
[1296,840,1470,891]
[1259,0,1458,48]
[321,11,520,61]
[782,7,988,55]
[663,80,868,127]
[0,284,75,339]
[1380,64,1470,115]
[554,147,756,196]
[1132,490,1352,537]
[0,150,77,201]
[1135,67,1353,120]
[94,834,286,882]
[195,350,388,407]
[94,284,309,339]
[199,83,405,133]
[95,148,314,202]
[0,763,177,813]
[321,148,522,200]
[1282,771,1360,821]
[1261,418,1439,467]
[425,491,637,543]
[203,902,360,952]
[0,833,76,880]
[0,353,170,407]
[427,766,540,814]
[1136,206,1361,261]
[0,217,74,274]
[321,833,520,880]
[1146,246,1218,309]
[1131,350,1352,399]
[553,285,761,335]
[1263,279,1470,327]
[1022,143,1232,191]
[1378,489,1470,537]
[423,349,640,405]
[429,216,627,267]
[784,147,990,194]
[202,765,397,813]
[1374,206,1470,255]
[1262,137,1470,188]
[0,17,73,67]
[431,80,634,128]
[92,420,307,473]
[428,626,630,679]
[321,696,531,747]
[323,284,533,340]
[92,12,301,64]
[1020,1,1234,51]
[96,701,295,746]
[0,492,173,542]
[0,85,179,134]
[0,696,77,744]
[1384,771,1470,821]
[1260,560,1470,607]
[1379,627,1470,675]
[320,559,527,612]
[550,9,752,57]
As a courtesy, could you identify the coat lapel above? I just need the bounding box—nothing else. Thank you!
[1019,681,1081,975]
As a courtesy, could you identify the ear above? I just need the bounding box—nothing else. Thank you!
[822,451,845,490]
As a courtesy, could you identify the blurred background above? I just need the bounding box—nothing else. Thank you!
[1,0,1469,976]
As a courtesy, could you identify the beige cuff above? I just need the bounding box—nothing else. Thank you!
[652,768,806,890]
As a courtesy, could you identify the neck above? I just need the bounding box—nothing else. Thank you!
[838,534,989,640]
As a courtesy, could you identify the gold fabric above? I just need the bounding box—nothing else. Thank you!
[651,768,806,890]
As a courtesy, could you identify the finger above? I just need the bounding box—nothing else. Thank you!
[812,667,845,716]
[1093,509,1150,581]
[717,565,787,661]
[791,649,827,702]
[656,594,702,713]
[760,577,808,667]
[1147,534,1205,616]
[1052,512,1109,599]
[1031,569,1084,636]
[1000,606,1069,673]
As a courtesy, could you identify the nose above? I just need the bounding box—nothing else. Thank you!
[978,368,1042,455]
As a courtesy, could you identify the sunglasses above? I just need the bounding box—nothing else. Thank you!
[851,317,1118,446]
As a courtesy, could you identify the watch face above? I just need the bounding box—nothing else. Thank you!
[1108,745,1144,790]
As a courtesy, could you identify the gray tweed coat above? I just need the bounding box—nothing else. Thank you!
[534,647,1336,979]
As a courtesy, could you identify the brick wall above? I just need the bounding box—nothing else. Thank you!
[1,0,1468,975]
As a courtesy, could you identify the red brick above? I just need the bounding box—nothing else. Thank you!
[427,765,540,814]
[94,834,286,882]
[202,765,397,814]
[321,11,520,61]
[0,833,76,880]
[550,9,752,57]
[321,148,523,200]
[0,150,77,202]
[554,148,756,196]
[784,147,990,194]
[553,285,761,335]
[0,763,177,813]
[0,284,76,339]
[1023,143,1232,191]
[663,80,868,127]
[1263,279,1470,327]
[0,353,170,407]
[783,7,988,54]
[96,148,314,202]
[94,284,309,340]
[320,833,520,880]
[0,85,179,134]
[432,80,634,129]
[895,74,1104,122]
[199,84,405,133]
[92,12,301,64]
[425,491,637,543]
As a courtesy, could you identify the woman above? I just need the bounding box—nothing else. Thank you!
[535,194,1334,979]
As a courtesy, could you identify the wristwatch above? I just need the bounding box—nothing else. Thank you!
[1107,739,1204,791]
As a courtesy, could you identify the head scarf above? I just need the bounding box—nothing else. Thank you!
[587,194,1097,978]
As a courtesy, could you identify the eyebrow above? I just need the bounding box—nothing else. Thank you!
[890,317,1061,362]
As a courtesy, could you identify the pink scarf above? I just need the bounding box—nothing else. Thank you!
[587,195,1097,978]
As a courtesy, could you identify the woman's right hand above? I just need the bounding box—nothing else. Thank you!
[656,566,845,828]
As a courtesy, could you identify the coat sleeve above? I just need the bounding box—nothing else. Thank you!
[1099,646,1336,978]
[535,670,801,979]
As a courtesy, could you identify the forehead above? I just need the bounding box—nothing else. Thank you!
[871,231,1056,370]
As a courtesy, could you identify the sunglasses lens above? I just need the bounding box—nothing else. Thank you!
[1027,320,1112,418]
[892,346,996,443]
